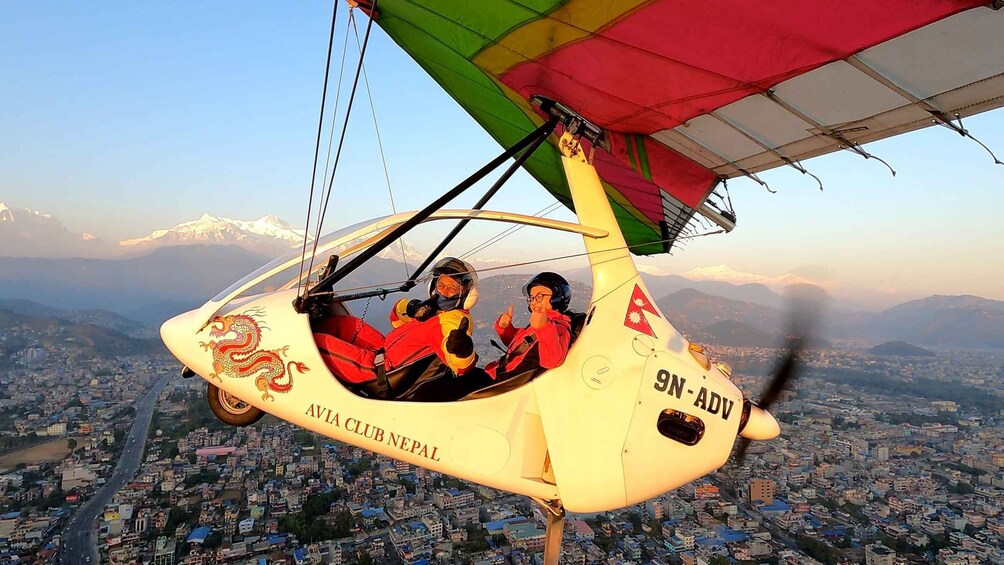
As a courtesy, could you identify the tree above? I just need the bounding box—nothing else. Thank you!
[648,519,664,539]
[627,512,643,534]
[293,430,318,448]
[163,442,180,459]
[67,438,78,452]
[950,481,975,495]
[203,531,223,549]
[164,507,190,536]
[797,535,837,565]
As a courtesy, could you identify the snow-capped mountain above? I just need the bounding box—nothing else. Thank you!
[0,202,109,258]
[682,264,819,290]
[375,240,425,265]
[635,262,672,277]
[119,213,307,257]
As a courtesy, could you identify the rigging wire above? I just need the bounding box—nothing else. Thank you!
[459,202,563,260]
[304,0,381,290]
[312,13,354,258]
[297,0,341,297]
[314,228,725,298]
[351,13,411,277]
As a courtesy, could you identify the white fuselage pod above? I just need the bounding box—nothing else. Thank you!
[162,288,562,502]
[531,156,745,512]
[161,157,767,514]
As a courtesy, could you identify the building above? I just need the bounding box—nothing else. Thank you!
[61,465,96,491]
[695,484,719,500]
[865,543,895,565]
[433,488,475,510]
[154,536,177,565]
[748,479,776,506]
[504,521,546,552]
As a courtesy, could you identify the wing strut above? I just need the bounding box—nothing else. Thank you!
[532,498,566,565]
[296,117,557,310]
[404,121,554,289]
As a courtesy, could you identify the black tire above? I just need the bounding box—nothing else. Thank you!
[206,383,265,427]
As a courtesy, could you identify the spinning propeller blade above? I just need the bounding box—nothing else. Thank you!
[734,291,824,465]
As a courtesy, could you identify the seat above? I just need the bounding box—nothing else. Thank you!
[461,308,590,400]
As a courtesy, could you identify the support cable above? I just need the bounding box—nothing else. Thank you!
[312,14,354,249]
[297,0,341,297]
[350,13,413,275]
[312,228,724,303]
[303,0,381,292]
[460,202,563,260]
[297,118,557,310]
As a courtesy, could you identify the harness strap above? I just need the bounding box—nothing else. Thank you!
[372,349,391,396]
[494,335,537,381]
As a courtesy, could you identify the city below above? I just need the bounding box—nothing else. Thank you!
[1,315,1003,565]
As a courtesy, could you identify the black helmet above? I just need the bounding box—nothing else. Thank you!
[428,257,478,311]
[523,272,571,313]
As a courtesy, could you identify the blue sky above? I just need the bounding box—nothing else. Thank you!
[3,3,1003,302]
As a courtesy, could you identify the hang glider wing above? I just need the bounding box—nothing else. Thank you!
[366,0,1004,254]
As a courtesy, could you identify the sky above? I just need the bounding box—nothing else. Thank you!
[3,3,1004,304]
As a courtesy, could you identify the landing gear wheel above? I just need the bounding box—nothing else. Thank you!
[207,383,265,427]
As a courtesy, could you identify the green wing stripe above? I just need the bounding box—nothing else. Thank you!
[374,0,660,253]
[635,134,652,182]
[625,134,637,172]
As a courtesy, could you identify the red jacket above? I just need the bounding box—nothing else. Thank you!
[486,310,571,380]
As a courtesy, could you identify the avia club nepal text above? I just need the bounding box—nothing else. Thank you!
[305,403,442,461]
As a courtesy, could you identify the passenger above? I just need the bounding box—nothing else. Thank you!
[313,257,478,397]
[485,272,572,381]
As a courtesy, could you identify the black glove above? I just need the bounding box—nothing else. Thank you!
[406,298,437,321]
[445,317,474,358]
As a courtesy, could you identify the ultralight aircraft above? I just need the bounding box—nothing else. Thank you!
[161,2,1004,561]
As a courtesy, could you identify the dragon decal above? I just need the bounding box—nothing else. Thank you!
[199,307,309,401]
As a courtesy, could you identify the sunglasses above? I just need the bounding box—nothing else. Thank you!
[436,278,464,297]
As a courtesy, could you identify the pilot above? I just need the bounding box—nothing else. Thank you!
[485,272,572,381]
[313,257,478,397]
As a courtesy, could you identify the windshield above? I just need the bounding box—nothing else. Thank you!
[210,215,392,304]
[201,209,607,321]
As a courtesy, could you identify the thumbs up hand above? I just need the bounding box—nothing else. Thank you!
[498,305,514,329]
[530,310,548,329]
[446,317,474,357]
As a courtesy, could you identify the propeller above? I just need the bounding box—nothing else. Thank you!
[734,290,824,465]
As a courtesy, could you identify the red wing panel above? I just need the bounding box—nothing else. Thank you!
[498,0,983,133]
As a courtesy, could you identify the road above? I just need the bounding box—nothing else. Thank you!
[61,375,172,564]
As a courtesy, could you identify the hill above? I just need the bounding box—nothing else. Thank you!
[869,341,936,357]
[656,288,783,335]
[0,309,164,359]
[702,320,779,348]
[862,295,1004,348]
[0,298,150,335]
[0,245,270,326]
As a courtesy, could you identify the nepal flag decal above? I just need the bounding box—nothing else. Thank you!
[623,284,660,338]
